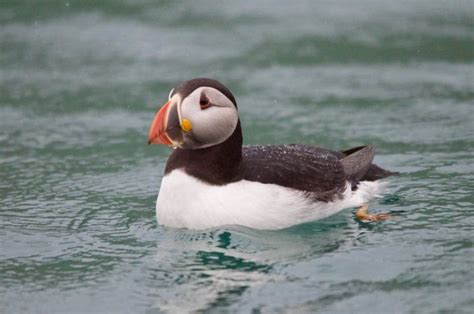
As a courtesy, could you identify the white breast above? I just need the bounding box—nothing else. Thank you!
[155,169,386,230]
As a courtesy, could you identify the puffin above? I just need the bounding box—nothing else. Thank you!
[147,78,397,230]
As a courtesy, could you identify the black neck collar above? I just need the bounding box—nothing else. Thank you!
[164,121,243,185]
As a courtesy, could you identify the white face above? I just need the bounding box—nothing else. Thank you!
[176,86,239,149]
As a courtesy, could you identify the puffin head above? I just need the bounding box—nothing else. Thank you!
[148,78,239,149]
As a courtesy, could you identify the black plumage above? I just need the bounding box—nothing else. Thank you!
[165,141,396,202]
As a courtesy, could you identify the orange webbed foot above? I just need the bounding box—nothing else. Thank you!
[355,203,391,222]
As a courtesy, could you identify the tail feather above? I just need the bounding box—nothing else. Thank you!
[361,164,399,181]
[340,146,374,182]
[340,145,398,184]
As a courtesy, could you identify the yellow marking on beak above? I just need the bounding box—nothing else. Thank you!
[181,118,192,133]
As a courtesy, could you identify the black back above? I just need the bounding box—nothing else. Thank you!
[166,141,396,201]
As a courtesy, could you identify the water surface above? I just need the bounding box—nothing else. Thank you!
[1,1,473,313]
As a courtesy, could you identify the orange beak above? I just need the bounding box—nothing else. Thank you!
[147,100,173,145]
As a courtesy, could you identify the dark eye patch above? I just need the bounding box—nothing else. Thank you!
[199,92,211,110]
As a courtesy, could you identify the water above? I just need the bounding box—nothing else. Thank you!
[1,1,473,312]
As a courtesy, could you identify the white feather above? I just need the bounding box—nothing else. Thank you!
[156,169,387,230]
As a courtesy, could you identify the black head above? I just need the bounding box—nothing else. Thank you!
[169,78,237,108]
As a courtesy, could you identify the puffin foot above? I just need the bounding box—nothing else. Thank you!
[355,203,391,222]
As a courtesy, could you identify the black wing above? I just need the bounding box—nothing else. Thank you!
[240,144,346,201]
[240,144,396,201]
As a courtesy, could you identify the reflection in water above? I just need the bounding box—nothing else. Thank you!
[150,214,370,311]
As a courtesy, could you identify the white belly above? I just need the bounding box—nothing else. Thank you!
[156,169,386,230]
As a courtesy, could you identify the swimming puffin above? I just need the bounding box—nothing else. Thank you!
[148,78,397,230]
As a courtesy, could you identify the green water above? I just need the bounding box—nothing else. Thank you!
[1,1,473,313]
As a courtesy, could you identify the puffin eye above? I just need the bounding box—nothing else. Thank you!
[199,93,211,110]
